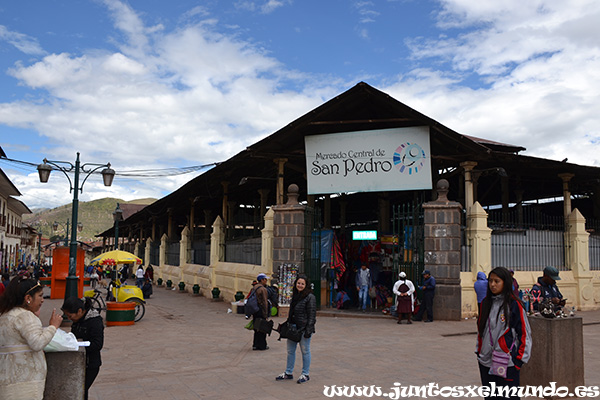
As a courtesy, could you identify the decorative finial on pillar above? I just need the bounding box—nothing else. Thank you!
[436,179,449,202]
[286,184,300,205]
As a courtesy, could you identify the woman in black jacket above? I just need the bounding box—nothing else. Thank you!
[275,274,316,384]
[62,297,104,400]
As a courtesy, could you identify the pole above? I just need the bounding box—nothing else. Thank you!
[65,153,81,301]
[115,217,119,251]
[36,233,42,279]
[65,219,70,247]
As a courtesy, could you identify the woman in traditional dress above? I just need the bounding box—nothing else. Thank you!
[0,277,63,400]
[393,271,415,324]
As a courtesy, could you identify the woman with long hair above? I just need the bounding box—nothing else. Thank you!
[0,278,63,400]
[476,267,532,399]
[62,297,104,400]
[275,275,316,384]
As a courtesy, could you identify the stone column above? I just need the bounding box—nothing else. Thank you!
[423,179,463,320]
[460,161,477,215]
[179,226,191,266]
[274,158,288,205]
[210,216,225,289]
[159,233,168,268]
[272,184,306,273]
[262,208,274,273]
[567,209,594,310]
[144,238,152,270]
[466,201,492,278]
[559,173,574,222]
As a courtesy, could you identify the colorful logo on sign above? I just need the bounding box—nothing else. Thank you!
[393,143,427,174]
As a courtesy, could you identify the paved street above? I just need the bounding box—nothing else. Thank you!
[39,285,600,400]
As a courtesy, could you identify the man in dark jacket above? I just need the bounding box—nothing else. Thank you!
[252,273,270,350]
[413,270,436,322]
[531,266,565,311]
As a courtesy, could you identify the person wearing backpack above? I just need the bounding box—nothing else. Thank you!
[250,273,270,350]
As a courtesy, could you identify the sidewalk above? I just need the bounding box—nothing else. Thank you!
[39,285,600,400]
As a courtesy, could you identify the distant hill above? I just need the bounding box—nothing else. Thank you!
[23,198,156,242]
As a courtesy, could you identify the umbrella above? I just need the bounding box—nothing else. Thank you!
[90,250,142,266]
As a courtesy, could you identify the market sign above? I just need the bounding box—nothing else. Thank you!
[352,230,377,240]
[304,127,432,194]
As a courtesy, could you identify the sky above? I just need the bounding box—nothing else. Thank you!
[1,0,599,210]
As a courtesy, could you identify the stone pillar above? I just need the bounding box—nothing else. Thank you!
[210,216,225,288]
[460,161,477,215]
[274,158,288,205]
[167,208,173,239]
[210,216,225,266]
[159,233,167,267]
[559,173,574,222]
[567,208,595,310]
[521,316,584,397]
[262,208,274,273]
[423,179,463,320]
[44,348,86,400]
[466,201,492,277]
[272,184,306,272]
[179,226,191,266]
[144,238,152,270]
[134,242,140,261]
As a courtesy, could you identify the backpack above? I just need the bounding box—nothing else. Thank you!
[245,288,260,317]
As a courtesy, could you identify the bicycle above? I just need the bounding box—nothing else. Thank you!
[84,279,146,322]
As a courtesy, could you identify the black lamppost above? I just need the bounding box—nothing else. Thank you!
[113,203,123,250]
[52,219,82,246]
[37,152,115,300]
[36,232,42,279]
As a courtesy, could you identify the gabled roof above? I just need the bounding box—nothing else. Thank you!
[106,82,600,238]
[8,196,31,215]
[0,168,22,197]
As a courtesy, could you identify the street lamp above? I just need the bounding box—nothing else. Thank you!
[52,220,83,246]
[113,203,124,250]
[37,152,115,300]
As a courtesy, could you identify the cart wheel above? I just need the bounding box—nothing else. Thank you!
[126,298,145,322]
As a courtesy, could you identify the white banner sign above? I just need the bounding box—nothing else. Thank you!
[305,127,432,194]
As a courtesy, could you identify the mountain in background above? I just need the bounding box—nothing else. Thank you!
[23,198,156,242]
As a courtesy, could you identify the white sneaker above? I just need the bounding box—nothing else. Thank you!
[297,374,310,384]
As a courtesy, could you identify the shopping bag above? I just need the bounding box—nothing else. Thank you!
[44,329,79,352]
[276,321,302,342]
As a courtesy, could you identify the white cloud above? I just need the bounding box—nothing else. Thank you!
[0,25,46,56]
[388,0,600,166]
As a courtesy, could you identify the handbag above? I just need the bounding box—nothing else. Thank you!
[488,328,515,378]
[276,321,302,342]
[254,318,274,335]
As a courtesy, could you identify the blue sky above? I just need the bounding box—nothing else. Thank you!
[1,0,599,210]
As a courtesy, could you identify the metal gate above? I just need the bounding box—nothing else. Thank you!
[303,206,322,307]
[392,201,425,286]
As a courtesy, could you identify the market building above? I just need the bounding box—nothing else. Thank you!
[99,82,600,319]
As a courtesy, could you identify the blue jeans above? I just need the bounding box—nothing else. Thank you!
[285,333,311,376]
[358,285,369,310]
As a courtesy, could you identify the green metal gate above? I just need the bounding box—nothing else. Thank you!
[303,206,322,306]
[392,201,425,287]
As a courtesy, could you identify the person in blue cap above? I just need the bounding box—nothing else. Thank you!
[413,269,436,322]
[531,266,565,311]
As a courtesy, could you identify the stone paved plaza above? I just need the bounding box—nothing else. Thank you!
[39,285,600,400]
